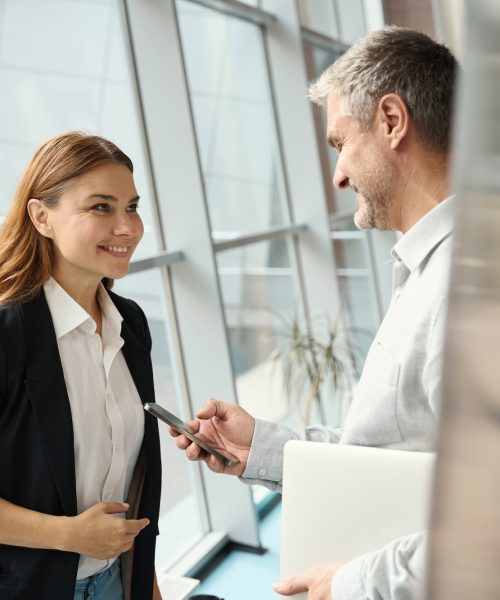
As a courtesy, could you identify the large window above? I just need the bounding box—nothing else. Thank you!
[301,7,396,362]
[177,0,305,427]
[1,0,390,585]
[0,0,207,571]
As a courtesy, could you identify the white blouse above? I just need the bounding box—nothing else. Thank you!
[43,277,145,580]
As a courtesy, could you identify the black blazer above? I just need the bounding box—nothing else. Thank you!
[0,289,161,600]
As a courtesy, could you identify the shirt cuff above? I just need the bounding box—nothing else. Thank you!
[332,556,367,600]
[240,418,295,486]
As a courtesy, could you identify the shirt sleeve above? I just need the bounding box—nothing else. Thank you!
[332,532,427,600]
[239,418,342,491]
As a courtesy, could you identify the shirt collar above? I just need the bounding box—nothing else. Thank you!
[97,284,123,342]
[43,277,123,339]
[392,195,456,273]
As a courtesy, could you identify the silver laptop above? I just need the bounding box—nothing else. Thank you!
[280,441,435,600]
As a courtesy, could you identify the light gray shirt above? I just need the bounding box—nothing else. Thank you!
[241,197,456,599]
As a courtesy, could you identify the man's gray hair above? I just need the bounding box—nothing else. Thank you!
[309,26,457,153]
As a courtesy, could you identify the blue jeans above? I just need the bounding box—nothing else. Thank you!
[73,559,123,600]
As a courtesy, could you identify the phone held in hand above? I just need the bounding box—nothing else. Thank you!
[144,403,239,468]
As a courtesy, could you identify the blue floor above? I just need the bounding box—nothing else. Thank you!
[194,503,282,599]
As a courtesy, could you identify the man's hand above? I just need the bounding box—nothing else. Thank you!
[273,563,346,600]
[167,399,255,476]
[61,502,149,559]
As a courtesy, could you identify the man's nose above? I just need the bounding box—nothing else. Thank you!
[332,164,349,190]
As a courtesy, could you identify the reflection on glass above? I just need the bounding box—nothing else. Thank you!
[0,0,159,257]
[114,270,208,568]
[177,0,288,236]
[216,239,300,423]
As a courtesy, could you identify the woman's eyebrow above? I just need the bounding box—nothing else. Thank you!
[86,193,140,203]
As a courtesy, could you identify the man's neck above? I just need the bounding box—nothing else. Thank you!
[395,150,451,233]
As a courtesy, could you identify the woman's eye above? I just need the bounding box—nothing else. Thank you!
[92,203,109,212]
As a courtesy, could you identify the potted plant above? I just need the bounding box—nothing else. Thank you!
[270,313,358,426]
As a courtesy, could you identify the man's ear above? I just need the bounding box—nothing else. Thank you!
[27,199,53,238]
[376,93,409,150]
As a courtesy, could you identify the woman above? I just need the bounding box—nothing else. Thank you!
[0,132,162,600]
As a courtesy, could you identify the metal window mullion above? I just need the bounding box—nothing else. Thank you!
[128,250,185,273]
[301,26,349,54]
[213,223,307,252]
[123,0,261,562]
[186,0,276,26]
[261,0,343,326]
[119,0,212,548]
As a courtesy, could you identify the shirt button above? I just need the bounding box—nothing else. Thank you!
[258,469,266,477]
[115,444,120,452]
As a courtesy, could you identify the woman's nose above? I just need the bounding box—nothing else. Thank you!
[112,212,141,236]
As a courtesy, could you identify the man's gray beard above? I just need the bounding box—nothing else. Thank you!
[354,194,390,230]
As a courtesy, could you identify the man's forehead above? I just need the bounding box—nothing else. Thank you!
[326,92,350,139]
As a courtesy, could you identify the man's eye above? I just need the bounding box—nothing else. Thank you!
[127,203,139,212]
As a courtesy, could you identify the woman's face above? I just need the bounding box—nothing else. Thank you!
[41,162,144,289]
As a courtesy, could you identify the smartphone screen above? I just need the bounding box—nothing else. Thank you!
[144,403,239,468]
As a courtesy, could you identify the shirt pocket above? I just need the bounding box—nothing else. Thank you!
[341,341,402,446]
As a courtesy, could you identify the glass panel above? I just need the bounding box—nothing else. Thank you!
[0,0,208,570]
[336,275,378,366]
[333,235,368,270]
[0,0,159,257]
[216,238,300,424]
[177,0,289,236]
[303,44,356,215]
[298,0,340,38]
[114,270,208,568]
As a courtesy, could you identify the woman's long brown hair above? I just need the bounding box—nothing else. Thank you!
[0,131,133,305]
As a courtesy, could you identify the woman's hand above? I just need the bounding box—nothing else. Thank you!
[61,502,149,559]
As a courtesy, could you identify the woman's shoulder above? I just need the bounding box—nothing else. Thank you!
[0,300,24,334]
[107,289,145,322]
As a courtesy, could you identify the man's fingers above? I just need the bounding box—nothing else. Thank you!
[168,425,180,438]
[185,441,203,460]
[175,434,191,450]
[273,574,308,595]
[168,421,199,439]
[196,398,226,420]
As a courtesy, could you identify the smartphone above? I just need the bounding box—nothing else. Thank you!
[144,403,239,468]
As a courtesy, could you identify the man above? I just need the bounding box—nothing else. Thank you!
[170,26,457,599]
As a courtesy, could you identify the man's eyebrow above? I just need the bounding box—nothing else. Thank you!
[86,193,140,203]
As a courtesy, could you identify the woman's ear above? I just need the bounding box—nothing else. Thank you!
[376,93,410,151]
[27,199,53,238]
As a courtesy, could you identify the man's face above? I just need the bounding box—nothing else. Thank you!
[326,92,396,230]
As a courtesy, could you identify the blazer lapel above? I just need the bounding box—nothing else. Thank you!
[120,319,156,450]
[22,292,77,516]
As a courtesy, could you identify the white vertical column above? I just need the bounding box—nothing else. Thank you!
[428,0,500,597]
[122,0,260,548]
[262,0,342,326]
